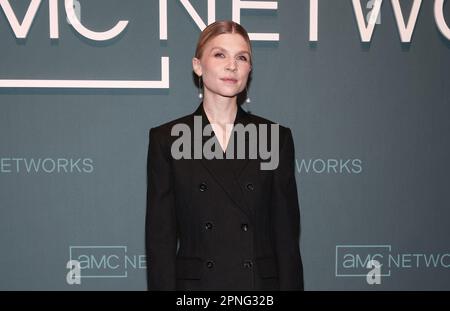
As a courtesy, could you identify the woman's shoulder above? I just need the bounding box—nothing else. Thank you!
[148,112,193,138]
[246,111,281,126]
[245,111,292,136]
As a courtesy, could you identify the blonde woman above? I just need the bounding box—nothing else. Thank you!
[146,21,303,291]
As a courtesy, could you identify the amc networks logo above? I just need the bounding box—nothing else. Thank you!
[0,0,168,89]
[66,246,146,285]
[335,245,390,285]
[335,244,450,285]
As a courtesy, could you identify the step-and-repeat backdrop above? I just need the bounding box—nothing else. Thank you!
[1,0,449,290]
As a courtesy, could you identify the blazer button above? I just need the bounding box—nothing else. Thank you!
[241,223,249,232]
[206,260,214,269]
[205,222,213,230]
[246,182,254,191]
[199,182,208,192]
[243,260,253,269]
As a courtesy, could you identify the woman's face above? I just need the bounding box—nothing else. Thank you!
[193,33,252,100]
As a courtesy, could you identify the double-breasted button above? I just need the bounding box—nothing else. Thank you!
[199,182,208,192]
[206,260,214,269]
[241,223,249,232]
[246,182,254,191]
[243,260,253,268]
[205,222,213,230]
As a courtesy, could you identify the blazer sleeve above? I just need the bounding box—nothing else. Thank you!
[146,127,177,290]
[271,127,304,290]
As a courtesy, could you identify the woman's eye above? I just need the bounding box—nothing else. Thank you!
[214,53,225,58]
[238,56,248,61]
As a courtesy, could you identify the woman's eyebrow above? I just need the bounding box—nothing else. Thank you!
[210,47,250,55]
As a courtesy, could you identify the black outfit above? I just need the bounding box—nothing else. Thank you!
[146,102,304,290]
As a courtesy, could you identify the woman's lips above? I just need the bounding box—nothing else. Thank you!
[221,78,238,84]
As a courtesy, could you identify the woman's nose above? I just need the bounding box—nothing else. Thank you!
[226,59,237,71]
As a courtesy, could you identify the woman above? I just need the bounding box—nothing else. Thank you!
[146,20,303,291]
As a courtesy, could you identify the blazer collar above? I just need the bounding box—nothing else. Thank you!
[192,101,250,129]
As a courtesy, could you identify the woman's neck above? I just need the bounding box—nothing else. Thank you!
[202,94,238,126]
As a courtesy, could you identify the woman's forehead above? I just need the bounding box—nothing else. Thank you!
[205,33,251,52]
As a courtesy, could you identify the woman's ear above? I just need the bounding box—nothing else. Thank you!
[192,57,202,77]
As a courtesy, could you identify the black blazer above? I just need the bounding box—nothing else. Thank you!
[146,102,303,290]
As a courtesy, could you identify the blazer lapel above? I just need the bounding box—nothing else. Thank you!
[192,102,253,217]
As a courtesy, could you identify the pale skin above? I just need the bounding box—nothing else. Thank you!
[192,33,252,153]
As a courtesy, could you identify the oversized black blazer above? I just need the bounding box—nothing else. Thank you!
[146,102,303,291]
